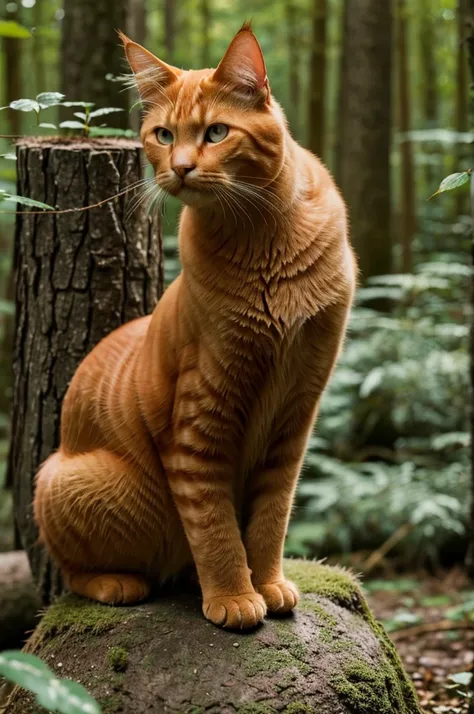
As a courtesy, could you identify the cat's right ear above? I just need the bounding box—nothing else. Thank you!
[118,31,181,100]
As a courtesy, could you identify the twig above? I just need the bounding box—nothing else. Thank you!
[391,620,474,641]
[362,523,414,574]
[0,185,136,215]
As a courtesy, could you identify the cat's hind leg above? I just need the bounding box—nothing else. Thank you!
[34,449,164,604]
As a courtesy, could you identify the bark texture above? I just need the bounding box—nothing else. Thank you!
[286,0,302,140]
[307,0,327,159]
[9,137,163,604]
[337,0,392,281]
[4,560,422,714]
[60,0,129,126]
[0,551,40,650]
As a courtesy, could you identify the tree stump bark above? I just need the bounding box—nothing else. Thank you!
[8,137,162,605]
[4,560,422,714]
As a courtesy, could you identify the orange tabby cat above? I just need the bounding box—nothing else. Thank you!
[34,25,356,629]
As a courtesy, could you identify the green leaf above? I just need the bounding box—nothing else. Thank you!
[0,651,101,714]
[0,153,16,160]
[0,20,32,38]
[9,98,40,113]
[448,672,472,687]
[38,122,57,129]
[60,101,95,109]
[428,170,472,199]
[36,92,65,108]
[73,112,88,121]
[59,120,86,130]
[4,194,54,210]
[88,107,124,119]
[88,127,137,138]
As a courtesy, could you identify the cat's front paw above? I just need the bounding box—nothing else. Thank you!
[255,580,299,614]
[203,592,267,630]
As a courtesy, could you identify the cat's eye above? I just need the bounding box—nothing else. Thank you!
[155,127,174,145]
[205,124,229,144]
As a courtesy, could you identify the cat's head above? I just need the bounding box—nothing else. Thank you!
[120,25,286,208]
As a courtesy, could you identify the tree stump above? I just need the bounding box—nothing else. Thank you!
[4,560,422,714]
[8,137,162,604]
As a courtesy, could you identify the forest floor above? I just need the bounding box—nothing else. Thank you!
[365,568,473,713]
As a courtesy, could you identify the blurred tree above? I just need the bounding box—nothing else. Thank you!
[455,0,470,216]
[307,0,327,158]
[3,5,22,135]
[164,0,176,64]
[397,0,416,273]
[337,0,392,281]
[33,1,46,95]
[128,0,146,45]
[285,0,301,138]
[60,0,129,127]
[200,0,211,67]
[418,0,438,127]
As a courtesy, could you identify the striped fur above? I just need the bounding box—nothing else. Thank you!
[34,26,356,629]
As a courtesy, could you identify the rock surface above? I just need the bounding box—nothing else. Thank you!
[4,560,422,714]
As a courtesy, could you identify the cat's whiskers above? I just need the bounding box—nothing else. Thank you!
[125,179,160,220]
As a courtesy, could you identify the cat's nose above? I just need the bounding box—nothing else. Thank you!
[172,164,196,179]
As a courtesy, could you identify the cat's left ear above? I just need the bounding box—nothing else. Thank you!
[119,31,181,100]
[212,24,270,102]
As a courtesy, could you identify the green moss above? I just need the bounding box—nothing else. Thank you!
[38,595,131,639]
[300,601,337,627]
[107,646,128,672]
[331,657,418,714]
[99,694,123,713]
[186,707,204,714]
[274,620,307,660]
[284,703,313,714]
[238,704,276,714]
[284,560,364,614]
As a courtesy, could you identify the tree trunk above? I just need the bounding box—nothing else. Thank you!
[127,0,146,134]
[4,560,423,714]
[164,0,176,64]
[461,0,474,590]
[8,137,163,605]
[455,0,470,217]
[418,0,438,200]
[60,0,129,127]
[307,0,327,159]
[286,0,301,140]
[337,0,393,281]
[397,0,416,274]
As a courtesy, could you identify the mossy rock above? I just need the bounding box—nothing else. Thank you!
[4,559,422,714]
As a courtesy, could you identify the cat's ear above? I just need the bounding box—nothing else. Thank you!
[119,31,181,100]
[212,24,269,99]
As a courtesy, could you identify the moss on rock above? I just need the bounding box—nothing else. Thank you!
[5,559,422,714]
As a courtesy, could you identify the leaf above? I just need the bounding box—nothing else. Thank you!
[448,672,472,687]
[4,194,54,210]
[428,170,472,199]
[36,92,65,108]
[0,651,101,714]
[0,20,32,38]
[60,101,95,109]
[59,121,86,130]
[0,153,16,160]
[9,98,40,113]
[88,127,137,138]
[73,112,88,121]
[88,107,124,119]
[38,122,57,129]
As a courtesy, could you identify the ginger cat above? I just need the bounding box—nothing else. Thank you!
[34,25,356,630]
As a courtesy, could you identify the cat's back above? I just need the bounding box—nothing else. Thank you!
[61,315,153,454]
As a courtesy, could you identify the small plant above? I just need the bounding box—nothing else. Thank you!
[0,189,53,210]
[0,650,101,714]
[1,93,135,137]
